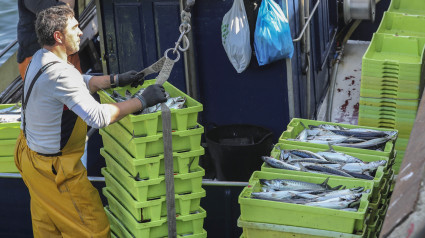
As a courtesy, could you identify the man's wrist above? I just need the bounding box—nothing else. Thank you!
[110,74,116,88]
[134,94,146,110]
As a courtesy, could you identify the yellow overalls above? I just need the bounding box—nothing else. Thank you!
[14,61,110,237]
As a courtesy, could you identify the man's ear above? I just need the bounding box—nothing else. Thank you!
[53,31,63,44]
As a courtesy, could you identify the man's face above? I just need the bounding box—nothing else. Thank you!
[62,16,83,55]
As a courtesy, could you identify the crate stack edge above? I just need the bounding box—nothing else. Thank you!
[239,118,397,238]
[98,79,206,238]
[359,0,425,175]
[0,104,21,173]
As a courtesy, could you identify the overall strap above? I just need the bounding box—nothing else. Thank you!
[22,61,60,138]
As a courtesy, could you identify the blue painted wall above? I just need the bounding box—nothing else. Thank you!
[192,0,292,141]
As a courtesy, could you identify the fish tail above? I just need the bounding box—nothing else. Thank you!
[320,177,330,189]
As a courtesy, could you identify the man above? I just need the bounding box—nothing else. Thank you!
[14,5,166,237]
[17,0,79,79]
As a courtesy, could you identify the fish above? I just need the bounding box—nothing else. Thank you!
[0,104,21,114]
[334,137,390,149]
[287,158,337,164]
[251,190,318,200]
[340,160,387,173]
[329,129,389,138]
[305,196,360,209]
[262,156,302,171]
[0,114,21,123]
[285,149,327,161]
[345,171,374,180]
[316,145,363,163]
[259,177,332,191]
[313,188,364,201]
[301,163,354,178]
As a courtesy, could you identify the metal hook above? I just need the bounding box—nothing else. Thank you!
[178,35,190,52]
[165,48,181,62]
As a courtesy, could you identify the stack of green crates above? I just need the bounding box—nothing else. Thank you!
[278,119,397,237]
[97,79,207,237]
[0,104,21,173]
[238,171,375,237]
[359,0,425,174]
[388,0,425,15]
[238,119,397,237]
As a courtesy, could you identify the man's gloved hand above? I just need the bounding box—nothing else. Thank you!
[133,84,167,109]
[116,70,144,87]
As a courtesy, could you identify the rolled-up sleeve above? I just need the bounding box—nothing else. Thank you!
[82,74,93,91]
[54,68,112,128]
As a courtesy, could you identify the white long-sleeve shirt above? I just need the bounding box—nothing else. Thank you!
[22,48,111,154]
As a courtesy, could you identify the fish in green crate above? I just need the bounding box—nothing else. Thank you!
[316,145,363,163]
[0,104,21,123]
[103,89,186,115]
[264,146,386,180]
[259,177,334,191]
[289,124,397,151]
[252,178,367,211]
[0,104,21,114]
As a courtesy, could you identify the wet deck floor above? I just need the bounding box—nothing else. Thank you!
[317,40,370,125]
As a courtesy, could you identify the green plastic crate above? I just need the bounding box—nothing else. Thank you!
[0,104,21,140]
[104,205,206,238]
[361,69,421,80]
[105,206,207,238]
[102,166,205,221]
[359,97,419,111]
[263,143,388,202]
[0,139,17,157]
[367,192,383,226]
[100,130,204,177]
[101,158,204,201]
[278,118,397,157]
[358,108,417,123]
[378,203,389,219]
[367,215,382,235]
[362,34,425,73]
[104,187,163,222]
[360,87,422,100]
[380,184,392,205]
[388,0,425,16]
[102,148,161,180]
[237,217,368,238]
[357,118,414,138]
[378,12,425,38]
[100,121,203,158]
[103,187,205,222]
[98,79,203,137]
[360,75,422,89]
[357,114,415,138]
[395,138,409,151]
[239,171,374,234]
[110,231,118,238]
[0,156,18,173]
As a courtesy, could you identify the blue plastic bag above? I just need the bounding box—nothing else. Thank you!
[254,0,294,66]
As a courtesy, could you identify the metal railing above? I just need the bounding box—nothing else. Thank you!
[0,39,18,60]
[293,0,321,42]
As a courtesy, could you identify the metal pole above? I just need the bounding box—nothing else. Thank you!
[292,0,320,42]
[0,39,18,59]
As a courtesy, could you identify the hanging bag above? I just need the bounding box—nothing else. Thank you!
[254,0,294,66]
[221,0,252,73]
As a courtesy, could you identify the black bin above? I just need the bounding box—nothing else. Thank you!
[205,124,273,181]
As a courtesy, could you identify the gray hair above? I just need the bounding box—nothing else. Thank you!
[35,5,75,46]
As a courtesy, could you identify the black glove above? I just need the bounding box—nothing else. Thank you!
[116,70,144,87]
[133,84,167,109]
